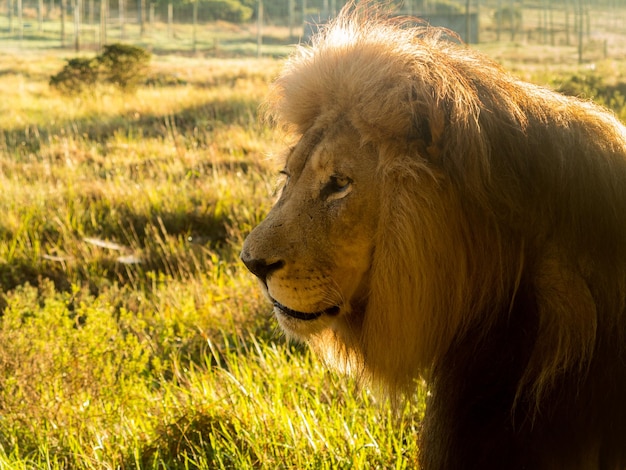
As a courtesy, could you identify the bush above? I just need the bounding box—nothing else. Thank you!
[49,44,151,95]
[431,1,464,14]
[48,57,99,95]
[552,72,626,121]
[205,0,253,22]
[98,43,151,91]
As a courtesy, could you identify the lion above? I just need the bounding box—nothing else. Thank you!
[240,5,626,469]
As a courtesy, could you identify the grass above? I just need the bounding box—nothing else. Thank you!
[2,41,626,468]
[0,49,426,469]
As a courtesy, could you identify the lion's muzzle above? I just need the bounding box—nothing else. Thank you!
[241,247,342,322]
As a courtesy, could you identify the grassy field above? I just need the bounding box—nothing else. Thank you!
[2,40,626,468]
[0,50,427,469]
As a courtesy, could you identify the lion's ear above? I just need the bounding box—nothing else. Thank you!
[425,109,445,160]
[410,94,446,161]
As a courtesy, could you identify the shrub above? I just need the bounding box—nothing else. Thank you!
[49,57,99,95]
[205,0,253,22]
[98,43,151,91]
[49,44,151,95]
[553,72,626,121]
[431,1,464,14]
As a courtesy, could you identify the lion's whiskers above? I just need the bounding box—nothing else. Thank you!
[324,277,346,309]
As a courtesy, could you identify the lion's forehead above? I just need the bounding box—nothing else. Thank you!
[288,125,366,188]
[285,128,324,175]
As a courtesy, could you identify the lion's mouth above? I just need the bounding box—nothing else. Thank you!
[273,300,340,321]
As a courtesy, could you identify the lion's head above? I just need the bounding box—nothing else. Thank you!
[241,11,626,461]
[241,119,380,339]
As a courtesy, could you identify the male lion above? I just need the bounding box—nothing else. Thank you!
[240,6,626,469]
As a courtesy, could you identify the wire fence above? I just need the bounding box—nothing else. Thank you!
[0,0,625,60]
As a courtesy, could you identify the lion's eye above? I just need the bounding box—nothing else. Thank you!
[330,175,351,191]
[322,175,353,200]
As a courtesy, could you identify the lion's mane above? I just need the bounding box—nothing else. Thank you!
[265,5,626,469]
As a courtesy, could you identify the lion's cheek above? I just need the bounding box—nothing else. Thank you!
[332,238,374,304]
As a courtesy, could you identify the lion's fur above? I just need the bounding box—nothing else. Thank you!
[247,4,626,469]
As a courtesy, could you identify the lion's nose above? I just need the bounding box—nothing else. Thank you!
[240,250,284,283]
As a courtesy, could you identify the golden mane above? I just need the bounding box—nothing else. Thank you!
[254,4,626,468]
[267,6,626,396]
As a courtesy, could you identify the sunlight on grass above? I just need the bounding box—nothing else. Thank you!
[0,51,424,469]
[2,45,626,469]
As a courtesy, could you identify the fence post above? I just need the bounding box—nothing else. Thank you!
[139,0,146,36]
[73,0,80,51]
[465,0,471,43]
[100,0,107,49]
[288,0,294,41]
[38,0,43,32]
[8,0,13,34]
[577,0,583,63]
[192,0,198,53]
[60,0,65,46]
[257,0,263,58]
[509,0,515,41]
[120,0,125,39]
[565,0,570,46]
[17,0,22,42]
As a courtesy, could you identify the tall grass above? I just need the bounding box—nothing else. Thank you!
[0,50,426,469]
[2,48,626,469]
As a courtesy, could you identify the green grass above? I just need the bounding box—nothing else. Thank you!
[0,50,426,469]
[2,45,626,469]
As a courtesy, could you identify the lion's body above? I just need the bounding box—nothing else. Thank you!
[241,6,626,469]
